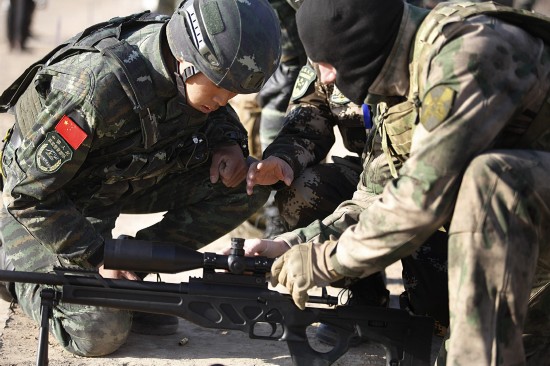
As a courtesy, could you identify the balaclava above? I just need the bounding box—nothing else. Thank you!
[297,0,404,104]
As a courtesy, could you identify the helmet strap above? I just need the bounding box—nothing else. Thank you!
[174,71,188,102]
[182,65,199,81]
[174,63,199,103]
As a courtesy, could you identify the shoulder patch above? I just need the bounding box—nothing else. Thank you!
[290,64,317,102]
[36,132,73,173]
[55,115,87,149]
[330,85,350,105]
[420,86,456,132]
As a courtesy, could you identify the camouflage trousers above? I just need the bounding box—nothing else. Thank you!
[445,150,550,365]
[0,164,270,356]
[257,58,303,151]
[274,157,362,230]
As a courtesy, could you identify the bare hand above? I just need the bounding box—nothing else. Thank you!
[246,156,294,195]
[210,144,247,187]
[98,265,140,281]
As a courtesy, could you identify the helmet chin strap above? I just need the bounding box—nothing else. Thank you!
[174,61,199,103]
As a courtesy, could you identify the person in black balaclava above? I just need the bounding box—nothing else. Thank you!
[270,0,550,365]
[296,0,404,104]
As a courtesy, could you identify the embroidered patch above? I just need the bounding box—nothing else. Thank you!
[290,64,316,102]
[420,86,456,132]
[36,132,73,173]
[330,85,350,105]
[55,115,87,149]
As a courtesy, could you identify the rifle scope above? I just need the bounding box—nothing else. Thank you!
[103,237,274,275]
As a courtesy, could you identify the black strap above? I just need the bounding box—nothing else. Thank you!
[96,38,160,148]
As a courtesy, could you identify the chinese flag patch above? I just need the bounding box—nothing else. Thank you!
[55,115,87,150]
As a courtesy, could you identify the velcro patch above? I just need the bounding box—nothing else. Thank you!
[290,64,316,102]
[420,86,456,131]
[36,132,73,173]
[330,85,350,105]
[55,115,87,149]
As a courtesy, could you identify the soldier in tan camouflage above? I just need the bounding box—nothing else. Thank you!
[261,0,550,365]
[238,58,450,348]
[0,0,281,357]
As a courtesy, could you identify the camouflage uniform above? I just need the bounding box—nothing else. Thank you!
[269,62,450,332]
[257,0,306,151]
[319,3,550,364]
[264,62,365,230]
[407,0,535,10]
[0,19,270,356]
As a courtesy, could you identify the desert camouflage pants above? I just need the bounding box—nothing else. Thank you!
[0,164,270,356]
[446,150,550,365]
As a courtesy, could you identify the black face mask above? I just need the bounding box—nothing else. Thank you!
[297,0,404,104]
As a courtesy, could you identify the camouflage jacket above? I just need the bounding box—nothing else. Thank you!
[279,2,550,278]
[268,0,305,64]
[1,22,248,268]
[263,61,368,181]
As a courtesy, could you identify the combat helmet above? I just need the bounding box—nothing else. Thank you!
[166,0,282,94]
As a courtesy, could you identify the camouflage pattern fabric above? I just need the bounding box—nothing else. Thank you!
[319,3,550,364]
[0,21,270,356]
[407,0,534,10]
[264,62,366,230]
[257,0,307,152]
[268,62,450,329]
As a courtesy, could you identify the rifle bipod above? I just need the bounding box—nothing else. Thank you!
[36,288,59,366]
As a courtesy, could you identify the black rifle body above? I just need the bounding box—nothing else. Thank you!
[0,238,435,366]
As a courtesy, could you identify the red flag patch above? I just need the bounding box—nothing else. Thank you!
[55,115,87,150]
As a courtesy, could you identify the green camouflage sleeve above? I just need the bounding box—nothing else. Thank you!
[334,16,550,278]
[263,64,340,180]
[3,64,103,268]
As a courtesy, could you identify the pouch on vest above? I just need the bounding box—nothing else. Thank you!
[378,100,418,177]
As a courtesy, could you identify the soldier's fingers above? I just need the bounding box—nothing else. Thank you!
[270,256,285,287]
[210,160,221,183]
[291,289,308,310]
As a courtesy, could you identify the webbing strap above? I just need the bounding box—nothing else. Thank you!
[96,38,160,148]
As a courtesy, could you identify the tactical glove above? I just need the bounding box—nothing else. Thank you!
[270,240,343,310]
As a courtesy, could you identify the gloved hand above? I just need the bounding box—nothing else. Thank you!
[270,240,343,310]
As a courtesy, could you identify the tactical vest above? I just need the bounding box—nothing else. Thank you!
[0,11,169,149]
[380,1,550,177]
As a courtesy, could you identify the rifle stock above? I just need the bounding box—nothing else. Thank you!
[0,238,434,366]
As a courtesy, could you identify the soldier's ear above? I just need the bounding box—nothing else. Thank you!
[317,62,337,84]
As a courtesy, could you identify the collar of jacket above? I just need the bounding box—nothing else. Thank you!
[367,4,429,101]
